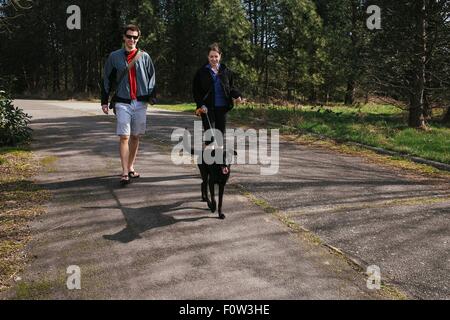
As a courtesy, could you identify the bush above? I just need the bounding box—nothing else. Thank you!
[0,91,32,146]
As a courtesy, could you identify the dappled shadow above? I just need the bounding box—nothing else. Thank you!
[36,174,200,191]
[29,110,192,158]
[28,112,449,218]
[33,171,214,243]
[25,107,450,299]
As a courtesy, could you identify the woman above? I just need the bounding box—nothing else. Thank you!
[193,43,243,146]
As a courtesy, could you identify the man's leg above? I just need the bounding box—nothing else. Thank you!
[128,101,147,177]
[119,135,131,177]
[116,103,132,183]
[128,135,140,173]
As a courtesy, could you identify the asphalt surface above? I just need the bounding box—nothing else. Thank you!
[1,100,449,300]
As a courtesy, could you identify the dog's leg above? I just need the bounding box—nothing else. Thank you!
[199,164,209,203]
[218,183,225,219]
[201,181,208,202]
[204,178,213,210]
[208,180,216,213]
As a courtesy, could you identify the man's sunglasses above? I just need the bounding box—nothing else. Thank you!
[125,34,139,40]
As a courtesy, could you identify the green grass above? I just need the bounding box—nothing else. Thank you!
[14,279,56,300]
[227,103,450,164]
[155,103,196,113]
[153,101,449,164]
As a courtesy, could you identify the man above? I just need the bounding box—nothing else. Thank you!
[101,24,156,185]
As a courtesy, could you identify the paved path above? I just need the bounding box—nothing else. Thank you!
[2,100,449,299]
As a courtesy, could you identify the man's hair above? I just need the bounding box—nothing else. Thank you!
[208,43,222,55]
[123,24,141,37]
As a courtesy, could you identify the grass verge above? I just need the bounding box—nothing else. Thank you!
[233,183,408,300]
[155,103,196,113]
[0,146,51,292]
[228,102,449,165]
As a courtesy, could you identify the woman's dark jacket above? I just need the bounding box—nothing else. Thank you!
[192,63,242,122]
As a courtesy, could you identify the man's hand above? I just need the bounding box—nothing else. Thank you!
[195,106,208,117]
[102,104,109,115]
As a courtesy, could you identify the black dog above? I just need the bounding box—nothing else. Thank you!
[192,148,236,219]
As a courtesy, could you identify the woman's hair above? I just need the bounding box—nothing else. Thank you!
[124,24,141,37]
[208,43,222,55]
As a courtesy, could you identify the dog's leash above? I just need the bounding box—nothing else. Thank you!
[204,110,218,147]
[200,86,219,148]
[204,110,230,174]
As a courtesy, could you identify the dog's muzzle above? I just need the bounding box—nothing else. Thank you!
[221,166,230,175]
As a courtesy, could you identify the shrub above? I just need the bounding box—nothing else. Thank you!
[0,91,32,146]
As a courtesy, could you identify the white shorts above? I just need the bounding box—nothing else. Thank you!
[115,100,148,136]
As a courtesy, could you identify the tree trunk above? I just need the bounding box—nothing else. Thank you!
[345,0,359,105]
[308,87,317,104]
[344,78,355,105]
[64,54,68,93]
[252,0,258,46]
[423,90,432,122]
[408,0,427,129]
[264,49,269,99]
[408,94,425,128]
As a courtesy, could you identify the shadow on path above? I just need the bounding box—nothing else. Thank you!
[35,173,215,243]
[97,195,215,244]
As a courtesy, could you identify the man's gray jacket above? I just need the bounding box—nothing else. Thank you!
[101,48,156,105]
